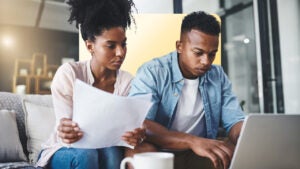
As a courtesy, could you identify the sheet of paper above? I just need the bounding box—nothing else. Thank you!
[71,79,152,149]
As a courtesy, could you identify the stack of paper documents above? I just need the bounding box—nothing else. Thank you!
[71,79,152,149]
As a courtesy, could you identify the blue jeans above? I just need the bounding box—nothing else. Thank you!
[48,147,124,169]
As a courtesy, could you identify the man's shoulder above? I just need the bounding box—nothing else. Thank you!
[138,51,175,72]
[207,65,224,76]
[210,64,222,70]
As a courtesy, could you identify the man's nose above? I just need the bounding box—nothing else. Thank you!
[200,54,210,66]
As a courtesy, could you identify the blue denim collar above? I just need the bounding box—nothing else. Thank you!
[171,51,208,86]
[171,51,184,83]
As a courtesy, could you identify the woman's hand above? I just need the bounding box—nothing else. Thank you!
[57,118,83,144]
[121,127,146,147]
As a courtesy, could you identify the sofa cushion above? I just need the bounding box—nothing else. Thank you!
[0,109,27,162]
[22,95,55,164]
[0,161,34,169]
[0,92,28,156]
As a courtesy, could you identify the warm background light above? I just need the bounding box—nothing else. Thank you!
[79,14,221,75]
[1,35,14,47]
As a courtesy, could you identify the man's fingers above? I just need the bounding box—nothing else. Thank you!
[219,143,233,160]
[208,141,232,169]
[213,147,231,169]
[206,151,220,169]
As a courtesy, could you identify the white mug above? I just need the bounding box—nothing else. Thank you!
[120,152,174,169]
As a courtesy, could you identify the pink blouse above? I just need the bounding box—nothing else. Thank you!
[36,60,133,167]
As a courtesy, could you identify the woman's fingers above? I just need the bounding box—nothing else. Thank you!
[62,134,83,144]
[122,127,146,146]
[122,132,139,146]
[58,118,83,143]
[133,127,146,140]
[58,130,83,139]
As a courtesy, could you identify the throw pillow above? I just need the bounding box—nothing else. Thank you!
[22,98,55,164]
[0,109,27,162]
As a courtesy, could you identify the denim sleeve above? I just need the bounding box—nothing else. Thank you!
[219,67,245,133]
[129,65,159,120]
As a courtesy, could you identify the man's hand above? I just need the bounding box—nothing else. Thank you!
[143,120,238,169]
[122,127,146,147]
[189,137,235,169]
[57,118,83,144]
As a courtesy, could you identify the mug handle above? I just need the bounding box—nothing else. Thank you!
[120,157,135,169]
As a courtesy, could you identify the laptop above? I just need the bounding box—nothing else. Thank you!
[229,114,300,169]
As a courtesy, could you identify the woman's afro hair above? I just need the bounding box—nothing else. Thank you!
[67,0,135,41]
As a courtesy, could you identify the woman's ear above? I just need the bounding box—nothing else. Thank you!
[85,40,94,54]
[176,40,182,54]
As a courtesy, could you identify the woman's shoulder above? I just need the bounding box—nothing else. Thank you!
[114,70,133,96]
[57,60,85,71]
[118,70,134,81]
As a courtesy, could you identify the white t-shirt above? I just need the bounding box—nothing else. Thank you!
[170,78,206,137]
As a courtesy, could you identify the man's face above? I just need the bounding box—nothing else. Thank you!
[176,29,219,79]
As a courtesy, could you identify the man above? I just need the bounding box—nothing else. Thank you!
[125,11,244,169]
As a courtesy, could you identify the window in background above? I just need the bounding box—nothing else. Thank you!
[133,0,173,13]
[223,0,252,10]
[277,0,300,114]
[221,3,260,113]
[183,0,219,14]
[220,0,285,114]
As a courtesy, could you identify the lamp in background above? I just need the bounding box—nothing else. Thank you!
[1,35,14,48]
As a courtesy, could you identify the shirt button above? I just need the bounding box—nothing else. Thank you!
[174,93,178,96]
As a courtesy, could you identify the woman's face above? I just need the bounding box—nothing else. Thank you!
[86,27,127,70]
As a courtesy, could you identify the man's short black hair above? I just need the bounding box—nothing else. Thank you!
[181,11,220,36]
[67,0,135,41]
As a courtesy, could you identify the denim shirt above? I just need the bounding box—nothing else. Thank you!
[129,51,245,139]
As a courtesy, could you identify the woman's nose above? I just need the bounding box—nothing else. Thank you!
[116,46,126,58]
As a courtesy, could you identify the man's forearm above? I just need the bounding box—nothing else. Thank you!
[228,121,243,144]
[144,120,197,150]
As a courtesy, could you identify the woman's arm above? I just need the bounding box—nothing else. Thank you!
[51,64,83,144]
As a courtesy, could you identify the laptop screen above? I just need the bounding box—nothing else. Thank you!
[229,114,300,169]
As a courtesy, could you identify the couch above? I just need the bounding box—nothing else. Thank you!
[0,92,55,169]
[0,91,228,169]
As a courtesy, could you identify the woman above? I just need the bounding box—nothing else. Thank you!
[35,0,144,168]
